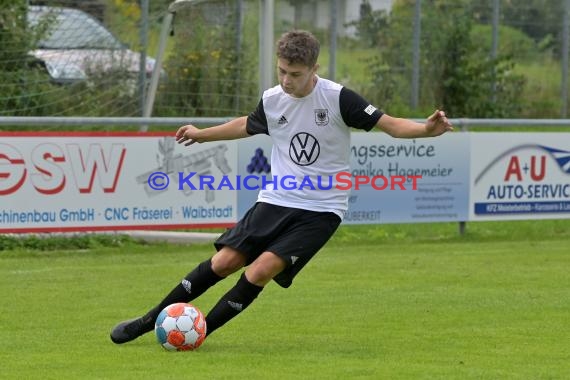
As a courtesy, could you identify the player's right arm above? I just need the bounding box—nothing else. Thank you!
[176,116,250,146]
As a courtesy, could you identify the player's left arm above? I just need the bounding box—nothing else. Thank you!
[376,110,453,138]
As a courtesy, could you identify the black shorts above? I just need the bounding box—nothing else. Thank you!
[214,202,341,288]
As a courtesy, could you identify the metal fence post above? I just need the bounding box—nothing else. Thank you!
[235,0,244,113]
[138,0,149,117]
[491,0,500,103]
[561,0,570,117]
[141,11,174,131]
[411,0,421,109]
[259,0,274,96]
[329,0,339,82]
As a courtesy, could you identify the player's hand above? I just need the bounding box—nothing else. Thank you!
[425,110,453,136]
[175,124,203,146]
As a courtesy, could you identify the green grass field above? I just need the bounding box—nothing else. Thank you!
[1,220,569,380]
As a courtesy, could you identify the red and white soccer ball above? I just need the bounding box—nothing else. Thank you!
[154,303,207,351]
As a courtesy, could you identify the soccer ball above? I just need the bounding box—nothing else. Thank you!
[154,303,207,351]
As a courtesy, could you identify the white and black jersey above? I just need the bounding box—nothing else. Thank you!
[246,76,383,219]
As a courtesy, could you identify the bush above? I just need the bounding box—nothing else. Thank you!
[470,24,542,63]
[154,2,259,117]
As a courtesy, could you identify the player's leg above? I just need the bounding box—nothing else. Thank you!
[110,203,271,344]
[143,247,247,323]
[204,208,341,336]
[205,251,287,335]
[110,247,246,344]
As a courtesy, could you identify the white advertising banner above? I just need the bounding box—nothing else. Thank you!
[346,132,470,223]
[0,132,238,232]
[236,134,274,218]
[236,132,470,224]
[3,131,567,232]
[470,133,570,220]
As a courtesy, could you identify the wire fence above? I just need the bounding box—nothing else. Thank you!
[0,0,569,123]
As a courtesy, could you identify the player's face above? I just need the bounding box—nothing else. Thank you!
[277,58,318,98]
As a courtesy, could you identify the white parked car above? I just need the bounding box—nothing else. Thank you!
[27,5,158,84]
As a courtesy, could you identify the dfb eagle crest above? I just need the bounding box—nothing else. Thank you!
[314,109,329,126]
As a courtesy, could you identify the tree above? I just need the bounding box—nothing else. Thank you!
[359,0,525,117]
[0,0,64,116]
[438,10,525,117]
[349,0,389,48]
[155,1,258,117]
[0,0,31,71]
[472,0,563,55]
[286,0,318,29]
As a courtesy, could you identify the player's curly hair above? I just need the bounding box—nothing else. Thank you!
[276,30,320,68]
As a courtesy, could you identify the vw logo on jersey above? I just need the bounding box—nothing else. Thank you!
[289,132,320,166]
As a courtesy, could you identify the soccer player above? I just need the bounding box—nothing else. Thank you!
[110,30,452,344]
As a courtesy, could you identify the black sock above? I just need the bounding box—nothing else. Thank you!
[141,258,224,329]
[205,273,263,336]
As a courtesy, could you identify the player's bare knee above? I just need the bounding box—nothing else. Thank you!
[211,247,246,277]
[245,252,287,286]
